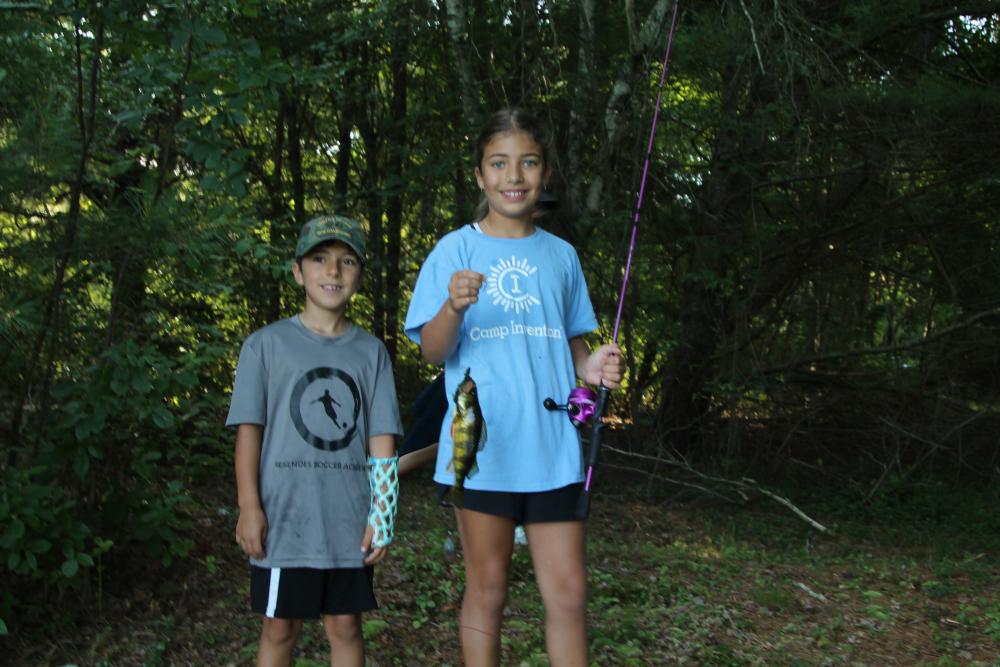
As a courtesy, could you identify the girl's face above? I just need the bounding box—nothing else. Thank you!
[475,130,549,226]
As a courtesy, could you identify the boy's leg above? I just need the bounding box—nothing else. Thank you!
[257,616,303,667]
[321,613,364,667]
[454,507,516,667]
[525,521,588,667]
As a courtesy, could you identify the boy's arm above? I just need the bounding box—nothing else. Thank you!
[362,433,398,564]
[570,336,624,389]
[368,433,396,459]
[419,269,484,364]
[234,424,267,560]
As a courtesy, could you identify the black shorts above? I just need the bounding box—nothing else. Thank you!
[250,565,377,619]
[438,482,584,524]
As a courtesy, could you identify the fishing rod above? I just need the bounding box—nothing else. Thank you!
[570,0,681,519]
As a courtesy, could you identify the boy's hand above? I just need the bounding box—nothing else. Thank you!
[583,343,624,388]
[235,505,268,560]
[447,270,485,314]
[361,524,388,565]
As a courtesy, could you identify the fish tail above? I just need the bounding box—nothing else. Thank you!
[450,483,464,508]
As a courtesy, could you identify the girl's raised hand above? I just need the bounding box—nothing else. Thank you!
[583,344,624,388]
[447,269,485,314]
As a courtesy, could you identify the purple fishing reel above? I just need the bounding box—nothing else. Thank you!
[543,387,599,428]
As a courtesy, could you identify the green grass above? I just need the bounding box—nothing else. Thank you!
[5,468,999,666]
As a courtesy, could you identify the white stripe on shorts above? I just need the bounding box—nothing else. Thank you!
[266,568,282,618]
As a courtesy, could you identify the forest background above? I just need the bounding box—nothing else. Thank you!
[1,0,998,663]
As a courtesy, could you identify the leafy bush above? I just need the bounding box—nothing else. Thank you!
[0,465,103,633]
[45,337,230,566]
[2,331,232,631]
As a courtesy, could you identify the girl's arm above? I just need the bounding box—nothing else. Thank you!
[234,423,267,560]
[420,269,484,364]
[570,337,624,388]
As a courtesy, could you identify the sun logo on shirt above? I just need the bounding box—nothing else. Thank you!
[486,256,540,314]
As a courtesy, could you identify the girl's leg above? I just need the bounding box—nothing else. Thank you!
[455,507,516,667]
[322,613,364,667]
[525,521,588,667]
[258,617,303,667]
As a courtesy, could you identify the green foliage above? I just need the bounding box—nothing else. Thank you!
[1,0,999,654]
[361,618,388,641]
[0,466,92,579]
[0,464,107,635]
[42,335,234,565]
[393,529,460,629]
[751,585,796,613]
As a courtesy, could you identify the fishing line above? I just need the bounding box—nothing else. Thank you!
[612,1,680,344]
[574,0,681,518]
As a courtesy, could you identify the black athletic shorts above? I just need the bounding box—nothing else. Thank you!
[250,565,376,619]
[438,482,585,524]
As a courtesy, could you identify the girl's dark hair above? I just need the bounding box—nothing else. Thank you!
[472,108,552,221]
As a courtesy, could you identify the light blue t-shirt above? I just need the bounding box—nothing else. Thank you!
[404,224,598,492]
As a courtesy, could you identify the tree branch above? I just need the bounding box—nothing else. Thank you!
[765,306,1000,372]
[604,445,830,532]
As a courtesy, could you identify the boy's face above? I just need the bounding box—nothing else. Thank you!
[292,241,363,316]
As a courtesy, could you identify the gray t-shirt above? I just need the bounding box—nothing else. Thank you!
[226,316,402,569]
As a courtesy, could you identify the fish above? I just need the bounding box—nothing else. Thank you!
[447,368,487,507]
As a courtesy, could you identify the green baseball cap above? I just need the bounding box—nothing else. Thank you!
[295,214,366,263]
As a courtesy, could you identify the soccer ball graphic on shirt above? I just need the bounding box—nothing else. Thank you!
[289,367,360,451]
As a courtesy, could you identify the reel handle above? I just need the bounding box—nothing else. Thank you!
[543,387,598,428]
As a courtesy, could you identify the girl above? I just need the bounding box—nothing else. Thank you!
[404,108,622,666]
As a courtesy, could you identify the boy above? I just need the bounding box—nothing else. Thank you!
[226,214,402,667]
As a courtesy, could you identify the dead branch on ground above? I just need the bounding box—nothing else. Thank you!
[604,445,830,532]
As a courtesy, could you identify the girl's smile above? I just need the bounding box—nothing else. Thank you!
[475,130,549,235]
[500,189,528,202]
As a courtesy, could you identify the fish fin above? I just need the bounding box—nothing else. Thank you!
[466,462,480,479]
[478,420,488,450]
[446,459,454,472]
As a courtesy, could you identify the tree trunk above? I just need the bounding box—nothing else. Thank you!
[563,0,595,229]
[442,0,481,131]
[582,0,673,221]
[286,89,307,225]
[267,98,288,325]
[654,61,747,459]
[359,98,384,339]
[383,13,410,362]
[11,17,105,446]
[334,109,352,211]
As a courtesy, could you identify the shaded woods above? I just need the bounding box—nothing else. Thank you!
[1,0,998,646]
